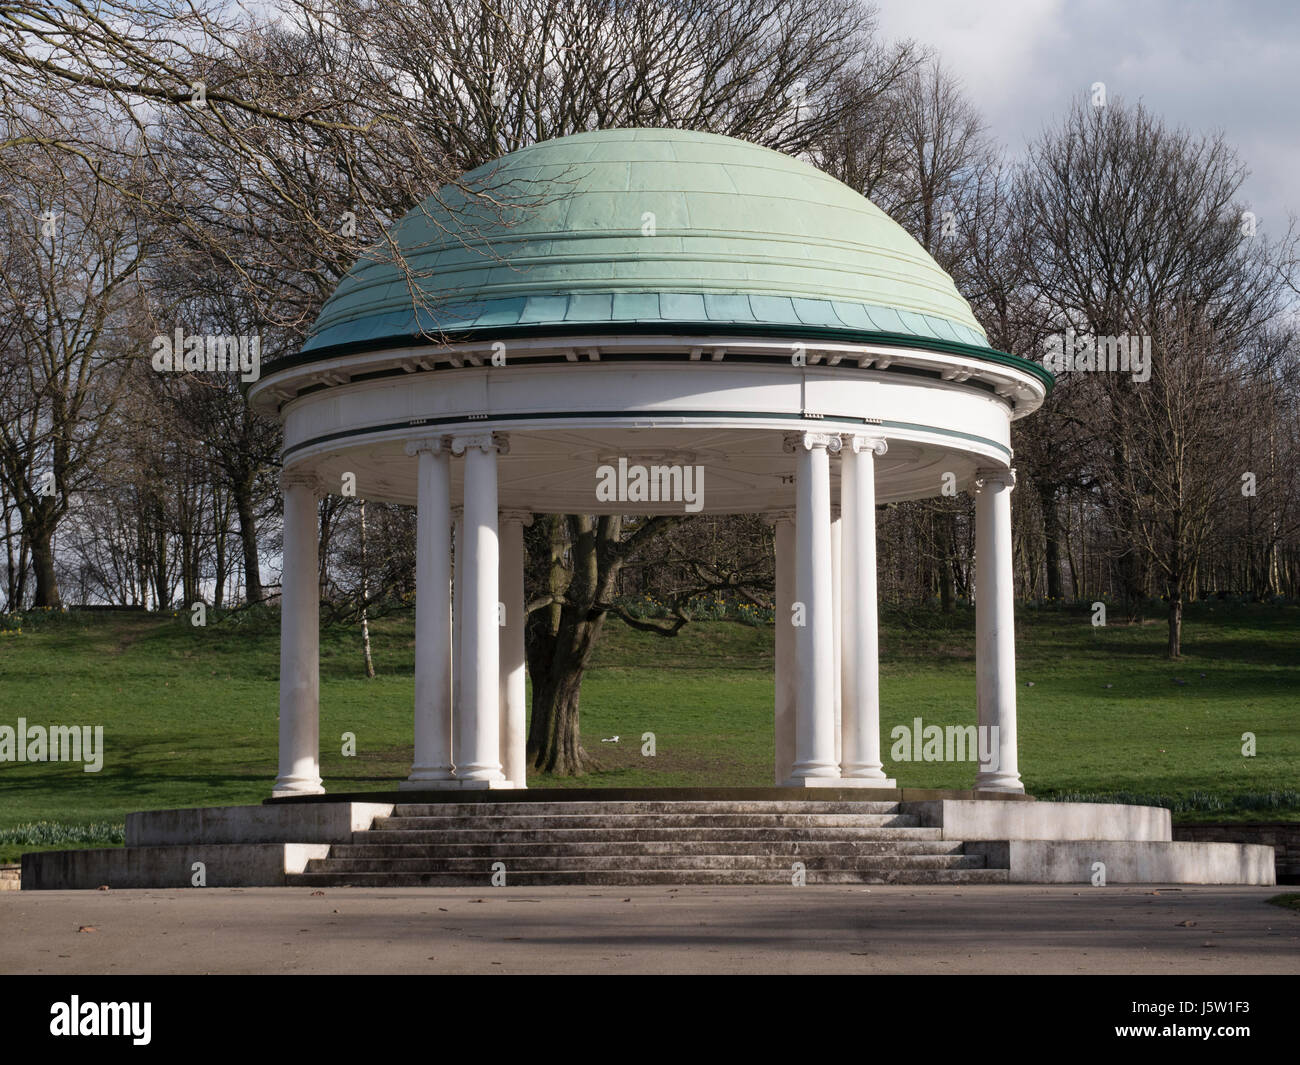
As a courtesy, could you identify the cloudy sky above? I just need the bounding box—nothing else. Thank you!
[876,0,1299,237]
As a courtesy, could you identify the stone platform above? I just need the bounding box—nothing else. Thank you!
[19,791,1275,889]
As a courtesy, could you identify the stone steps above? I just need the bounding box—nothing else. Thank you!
[309,853,987,873]
[356,826,946,844]
[374,812,921,830]
[286,868,1011,886]
[329,839,968,858]
[391,801,903,816]
[282,799,1005,886]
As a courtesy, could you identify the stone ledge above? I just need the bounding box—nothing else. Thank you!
[127,802,394,847]
[965,840,1276,885]
[21,844,331,890]
[902,799,1172,841]
[265,787,1032,805]
[1173,822,1300,884]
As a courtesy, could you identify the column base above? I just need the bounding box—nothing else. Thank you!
[397,774,456,791]
[780,776,897,788]
[272,777,324,797]
[974,773,1025,794]
[398,778,518,790]
[841,766,897,787]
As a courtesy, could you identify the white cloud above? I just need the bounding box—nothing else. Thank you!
[875,0,1300,230]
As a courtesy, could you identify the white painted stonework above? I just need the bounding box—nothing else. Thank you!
[249,331,1048,795]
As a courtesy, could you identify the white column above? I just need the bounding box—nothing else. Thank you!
[452,506,463,751]
[402,438,455,788]
[452,507,464,763]
[974,467,1023,793]
[831,508,842,768]
[769,511,796,784]
[451,432,508,785]
[274,469,324,796]
[783,431,841,785]
[499,510,530,790]
[841,435,895,785]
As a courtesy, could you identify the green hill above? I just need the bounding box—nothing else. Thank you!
[0,601,1296,861]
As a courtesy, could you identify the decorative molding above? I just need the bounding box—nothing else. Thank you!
[404,436,449,457]
[450,431,509,456]
[782,430,842,454]
[973,466,1017,493]
[279,468,321,494]
[282,410,1012,463]
[847,434,889,457]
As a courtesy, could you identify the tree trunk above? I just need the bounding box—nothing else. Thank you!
[937,507,955,613]
[359,499,375,678]
[525,515,602,775]
[234,483,263,603]
[213,509,227,610]
[1039,480,1063,601]
[1167,590,1182,659]
[4,506,18,609]
[180,516,198,607]
[29,527,60,608]
[528,614,604,774]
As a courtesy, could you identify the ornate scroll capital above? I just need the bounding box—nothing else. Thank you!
[782,430,842,454]
[847,434,888,457]
[973,467,1017,493]
[404,436,449,457]
[450,431,509,456]
[279,467,322,494]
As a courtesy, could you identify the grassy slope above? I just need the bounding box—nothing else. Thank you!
[0,600,1295,860]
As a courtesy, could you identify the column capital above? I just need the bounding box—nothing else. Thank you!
[279,467,322,494]
[499,509,534,526]
[450,431,509,456]
[973,467,1017,493]
[764,509,796,526]
[783,430,842,454]
[404,436,449,457]
[846,434,888,457]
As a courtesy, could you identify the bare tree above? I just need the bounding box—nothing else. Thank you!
[0,144,153,607]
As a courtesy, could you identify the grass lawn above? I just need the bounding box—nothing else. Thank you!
[0,599,1296,861]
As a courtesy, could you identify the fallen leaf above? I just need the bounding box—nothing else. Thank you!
[78,926,97,934]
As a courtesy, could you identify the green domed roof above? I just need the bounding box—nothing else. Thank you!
[302,128,996,359]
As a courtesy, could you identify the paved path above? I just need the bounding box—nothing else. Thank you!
[1,884,1296,974]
